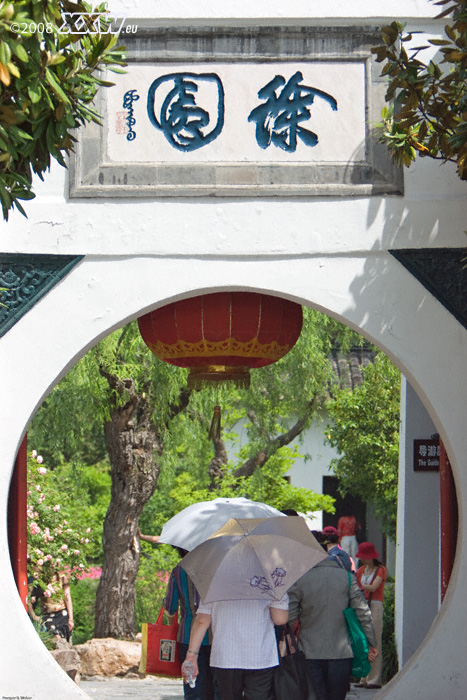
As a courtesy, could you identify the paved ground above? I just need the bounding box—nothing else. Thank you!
[80,677,382,700]
[81,677,184,700]
[347,684,382,700]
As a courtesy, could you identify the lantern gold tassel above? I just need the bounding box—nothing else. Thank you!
[208,405,222,441]
[188,366,250,390]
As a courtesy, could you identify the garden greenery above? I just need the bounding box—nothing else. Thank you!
[0,0,126,219]
[326,352,401,540]
[372,0,467,178]
[27,450,96,597]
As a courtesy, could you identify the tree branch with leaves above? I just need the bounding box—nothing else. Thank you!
[234,398,319,478]
[325,352,401,540]
[0,0,126,219]
[372,0,467,178]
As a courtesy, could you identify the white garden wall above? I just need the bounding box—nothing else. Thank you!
[1,2,466,698]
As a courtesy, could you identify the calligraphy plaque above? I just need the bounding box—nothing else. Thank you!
[69,26,402,198]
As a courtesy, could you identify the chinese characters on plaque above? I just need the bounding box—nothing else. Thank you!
[247,71,337,152]
[136,70,336,152]
[108,62,365,165]
[147,72,225,152]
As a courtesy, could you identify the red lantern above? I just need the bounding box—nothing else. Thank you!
[137,292,303,389]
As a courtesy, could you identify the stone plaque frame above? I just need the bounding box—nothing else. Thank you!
[69,26,403,198]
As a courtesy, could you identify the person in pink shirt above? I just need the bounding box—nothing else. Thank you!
[337,509,361,559]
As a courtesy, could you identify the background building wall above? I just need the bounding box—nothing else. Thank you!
[396,379,441,667]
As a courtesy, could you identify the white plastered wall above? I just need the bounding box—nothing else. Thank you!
[1,1,467,697]
[1,252,467,699]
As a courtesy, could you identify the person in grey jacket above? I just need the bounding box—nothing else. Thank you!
[288,557,378,700]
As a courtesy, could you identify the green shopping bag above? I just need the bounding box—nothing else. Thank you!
[343,573,371,678]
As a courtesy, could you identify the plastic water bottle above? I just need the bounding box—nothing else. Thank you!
[182,659,196,688]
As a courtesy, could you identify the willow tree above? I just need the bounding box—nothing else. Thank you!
[31,309,365,638]
[32,325,192,638]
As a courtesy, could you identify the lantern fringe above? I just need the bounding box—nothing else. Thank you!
[208,405,222,441]
[187,370,251,390]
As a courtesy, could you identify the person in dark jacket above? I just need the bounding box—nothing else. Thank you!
[288,557,377,700]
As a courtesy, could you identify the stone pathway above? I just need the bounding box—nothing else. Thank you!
[80,677,382,700]
[81,677,184,700]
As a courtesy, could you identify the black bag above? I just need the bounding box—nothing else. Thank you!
[274,624,315,700]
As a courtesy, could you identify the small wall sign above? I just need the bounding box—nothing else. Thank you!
[414,438,440,472]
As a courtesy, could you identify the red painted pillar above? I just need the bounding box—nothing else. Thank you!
[7,435,28,610]
[439,439,458,601]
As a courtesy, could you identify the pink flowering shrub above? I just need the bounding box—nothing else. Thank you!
[155,571,170,585]
[76,566,102,580]
[27,451,93,594]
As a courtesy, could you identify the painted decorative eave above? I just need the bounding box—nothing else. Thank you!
[0,254,83,338]
[391,248,467,332]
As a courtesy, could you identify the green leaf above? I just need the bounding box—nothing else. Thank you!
[27,84,41,103]
[10,41,28,63]
[435,4,459,19]
[45,68,70,103]
[8,125,33,141]
[0,183,12,208]
[7,61,20,78]
[445,24,457,41]
[0,41,12,66]
[14,188,35,200]
[48,53,66,66]
[45,120,58,154]
[12,197,27,217]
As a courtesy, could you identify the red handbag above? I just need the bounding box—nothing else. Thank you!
[139,607,182,677]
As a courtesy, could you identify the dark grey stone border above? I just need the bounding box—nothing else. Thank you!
[391,248,467,331]
[0,254,83,338]
[69,26,403,198]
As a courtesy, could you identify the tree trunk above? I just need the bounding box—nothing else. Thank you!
[209,435,228,489]
[94,376,163,639]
